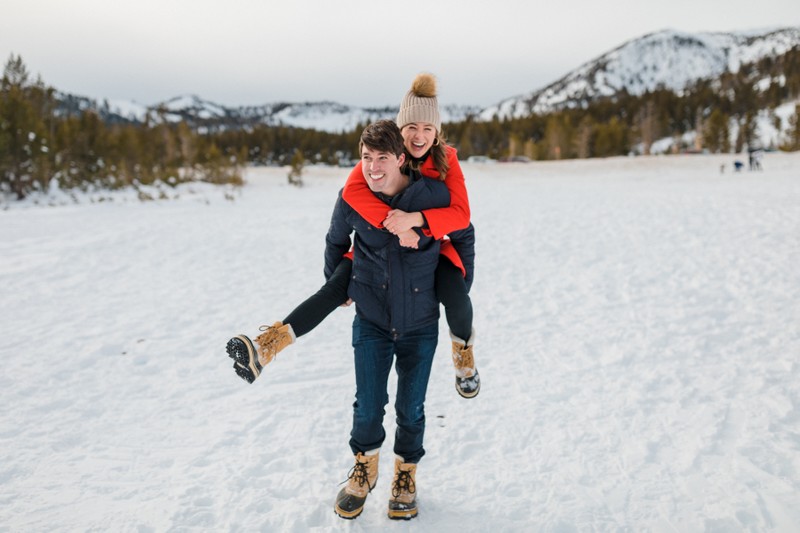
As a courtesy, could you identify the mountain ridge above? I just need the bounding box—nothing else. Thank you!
[479,27,800,120]
[56,26,800,133]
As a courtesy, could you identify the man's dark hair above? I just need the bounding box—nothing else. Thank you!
[359,120,405,158]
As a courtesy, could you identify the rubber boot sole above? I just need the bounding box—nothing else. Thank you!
[388,503,418,520]
[334,505,364,520]
[334,481,377,520]
[455,368,481,399]
[226,335,261,384]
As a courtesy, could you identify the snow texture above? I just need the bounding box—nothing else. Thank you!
[1,153,800,531]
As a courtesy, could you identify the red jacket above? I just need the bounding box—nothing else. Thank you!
[342,145,471,276]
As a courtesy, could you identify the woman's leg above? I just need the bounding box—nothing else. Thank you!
[435,256,480,398]
[283,258,352,337]
[226,258,352,384]
[435,257,472,341]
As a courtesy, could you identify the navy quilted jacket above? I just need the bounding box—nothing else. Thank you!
[324,171,456,335]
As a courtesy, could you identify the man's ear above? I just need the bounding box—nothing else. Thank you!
[397,153,406,167]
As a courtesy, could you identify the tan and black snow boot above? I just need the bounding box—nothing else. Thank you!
[450,330,481,398]
[226,322,296,384]
[334,451,380,519]
[388,456,418,520]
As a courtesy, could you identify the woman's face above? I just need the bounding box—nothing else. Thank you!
[401,122,437,159]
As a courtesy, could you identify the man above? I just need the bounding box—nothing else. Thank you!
[327,120,474,520]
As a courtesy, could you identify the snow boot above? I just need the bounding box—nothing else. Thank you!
[387,456,418,520]
[450,330,481,398]
[334,451,380,519]
[226,321,296,384]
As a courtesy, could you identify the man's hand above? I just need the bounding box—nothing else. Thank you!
[384,210,424,235]
[340,298,353,307]
[397,229,420,249]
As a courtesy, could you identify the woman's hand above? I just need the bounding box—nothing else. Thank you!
[384,210,424,235]
[397,229,420,249]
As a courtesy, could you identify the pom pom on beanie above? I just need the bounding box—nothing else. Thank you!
[396,73,441,132]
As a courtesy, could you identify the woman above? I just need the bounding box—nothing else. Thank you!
[226,73,480,399]
[342,73,479,399]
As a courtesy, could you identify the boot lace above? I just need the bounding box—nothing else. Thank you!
[255,324,283,366]
[342,459,370,488]
[391,469,416,498]
[454,344,474,371]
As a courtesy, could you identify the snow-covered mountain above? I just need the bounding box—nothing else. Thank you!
[68,94,478,134]
[150,96,399,133]
[57,27,798,132]
[480,27,800,120]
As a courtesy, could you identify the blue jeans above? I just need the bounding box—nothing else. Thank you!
[349,316,438,464]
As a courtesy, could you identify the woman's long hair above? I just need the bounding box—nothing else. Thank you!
[406,130,450,180]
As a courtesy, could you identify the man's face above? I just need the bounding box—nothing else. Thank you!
[361,146,406,195]
[401,122,437,159]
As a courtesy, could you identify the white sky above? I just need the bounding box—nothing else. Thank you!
[2,0,799,108]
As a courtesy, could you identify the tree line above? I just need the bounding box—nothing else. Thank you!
[3,48,799,200]
[211,46,800,163]
[447,46,800,160]
[1,55,243,200]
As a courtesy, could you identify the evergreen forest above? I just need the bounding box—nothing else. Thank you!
[1,55,243,200]
[2,48,799,200]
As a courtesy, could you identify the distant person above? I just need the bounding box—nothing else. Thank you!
[753,149,764,170]
[748,148,764,171]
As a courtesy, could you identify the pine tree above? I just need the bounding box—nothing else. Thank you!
[787,104,800,151]
[523,138,537,160]
[636,100,657,155]
[507,133,521,158]
[703,109,731,153]
[575,116,594,159]
[0,54,52,198]
[593,117,627,157]
[287,149,304,187]
[735,111,758,152]
[544,114,569,160]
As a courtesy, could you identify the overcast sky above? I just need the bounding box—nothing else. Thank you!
[2,0,799,108]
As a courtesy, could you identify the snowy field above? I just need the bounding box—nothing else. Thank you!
[1,153,799,532]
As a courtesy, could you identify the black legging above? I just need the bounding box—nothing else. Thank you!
[282,258,352,337]
[435,258,473,342]
[282,256,473,341]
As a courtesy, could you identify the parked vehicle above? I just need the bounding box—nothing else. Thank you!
[466,155,496,164]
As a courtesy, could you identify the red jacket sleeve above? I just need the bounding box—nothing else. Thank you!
[342,162,390,228]
[342,145,471,239]
[419,146,471,239]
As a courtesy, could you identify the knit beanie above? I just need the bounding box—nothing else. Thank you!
[396,73,441,132]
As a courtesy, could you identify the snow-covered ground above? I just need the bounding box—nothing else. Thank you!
[1,153,799,532]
